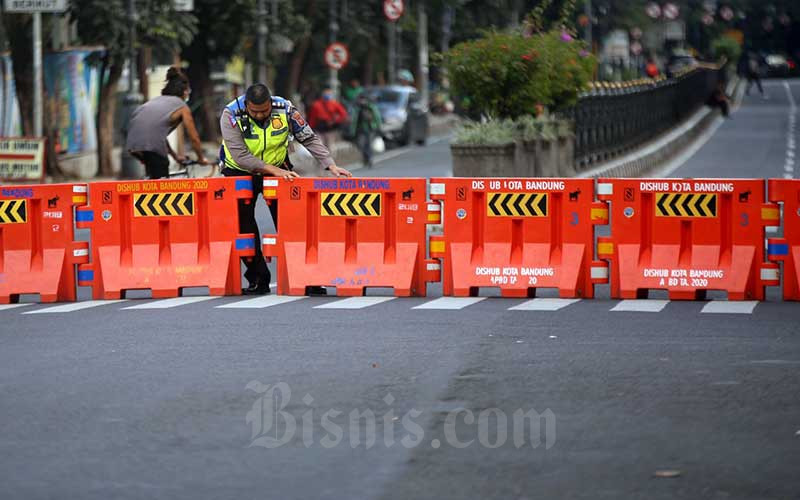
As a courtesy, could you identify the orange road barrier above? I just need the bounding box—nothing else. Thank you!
[767,179,800,301]
[597,178,780,300]
[262,178,439,296]
[0,183,89,303]
[428,178,609,298]
[76,177,256,299]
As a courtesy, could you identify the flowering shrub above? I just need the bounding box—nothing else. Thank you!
[443,29,595,119]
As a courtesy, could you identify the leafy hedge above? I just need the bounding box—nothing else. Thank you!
[442,29,595,120]
[711,36,742,66]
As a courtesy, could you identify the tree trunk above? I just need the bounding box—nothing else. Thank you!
[183,40,218,143]
[362,36,376,86]
[3,13,34,135]
[138,46,151,100]
[96,61,123,177]
[287,0,316,99]
[187,56,218,143]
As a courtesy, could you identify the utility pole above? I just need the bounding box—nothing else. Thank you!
[387,21,396,84]
[417,1,428,108]
[328,0,340,96]
[120,0,144,178]
[32,12,42,137]
[257,0,268,85]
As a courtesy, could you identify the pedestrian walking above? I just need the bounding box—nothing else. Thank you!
[744,52,766,98]
[307,87,349,147]
[348,93,382,167]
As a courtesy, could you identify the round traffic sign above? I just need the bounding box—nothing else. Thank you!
[383,0,404,22]
[663,3,680,20]
[324,42,349,70]
[645,2,661,19]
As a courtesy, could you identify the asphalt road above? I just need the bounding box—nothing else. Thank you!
[2,80,799,500]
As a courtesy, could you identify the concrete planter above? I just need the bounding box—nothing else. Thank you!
[450,143,516,177]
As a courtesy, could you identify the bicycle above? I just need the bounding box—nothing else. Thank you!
[167,157,220,178]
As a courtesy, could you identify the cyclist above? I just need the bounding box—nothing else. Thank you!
[126,66,209,179]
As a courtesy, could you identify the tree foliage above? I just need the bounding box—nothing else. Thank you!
[68,0,195,175]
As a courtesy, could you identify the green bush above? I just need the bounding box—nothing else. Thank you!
[453,115,571,145]
[442,29,595,120]
[711,36,741,65]
[453,119,516,146]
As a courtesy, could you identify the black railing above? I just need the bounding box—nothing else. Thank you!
[564,66,722,169]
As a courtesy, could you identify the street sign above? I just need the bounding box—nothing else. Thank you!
[645,2,661,19]
[173,0,193,11]
[0,138,45,182]
[663,3,680,20]
[664,20,685,41]
[3,0,68,11]
[324,42,349,70]
[383,0,404,22]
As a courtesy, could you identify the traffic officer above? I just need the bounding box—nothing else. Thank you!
[220,83,352,295]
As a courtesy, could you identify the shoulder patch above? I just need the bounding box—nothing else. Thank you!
[228,113,238,128]
[291,110,306,127]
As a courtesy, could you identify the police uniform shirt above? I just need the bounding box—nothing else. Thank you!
[220,96,336,173]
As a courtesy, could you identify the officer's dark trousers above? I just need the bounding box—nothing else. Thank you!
[222,168,277,287]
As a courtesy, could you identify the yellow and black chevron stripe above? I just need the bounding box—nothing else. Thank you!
[0,199,26,223]
[133,192,194,217]
[487,192,548,217]
[655,193,717,217]
[321,192,381,217]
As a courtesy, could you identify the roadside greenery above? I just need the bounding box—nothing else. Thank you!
[442,29,594,120]
[453,115,569,146]
[711,35,742,65]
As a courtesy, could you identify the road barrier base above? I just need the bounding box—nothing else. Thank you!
[0,183,88,303]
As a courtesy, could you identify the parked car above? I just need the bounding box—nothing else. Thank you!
[365,85,429,146]
[764,53,796,77]
[666,53,697,77]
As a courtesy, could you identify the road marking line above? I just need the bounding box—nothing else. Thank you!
[785,80,797,109]
[24,300,127,314]
[412,297,486,310]
[313,297,396,309]
[508,298,581,311]
[700,301,758,314]
[122,296,220,310]
[216,296,307,309]
[610,299,669,313]
[0,303,32,311]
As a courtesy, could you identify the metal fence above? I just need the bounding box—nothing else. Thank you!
[565,66,722,170]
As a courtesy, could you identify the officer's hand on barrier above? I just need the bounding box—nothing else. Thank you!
[328,165,352,178]
[281,170,299,181]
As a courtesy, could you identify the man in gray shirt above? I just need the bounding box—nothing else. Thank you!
[219,84,351,295]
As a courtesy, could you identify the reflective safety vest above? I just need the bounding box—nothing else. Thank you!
[221,95,290,172]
